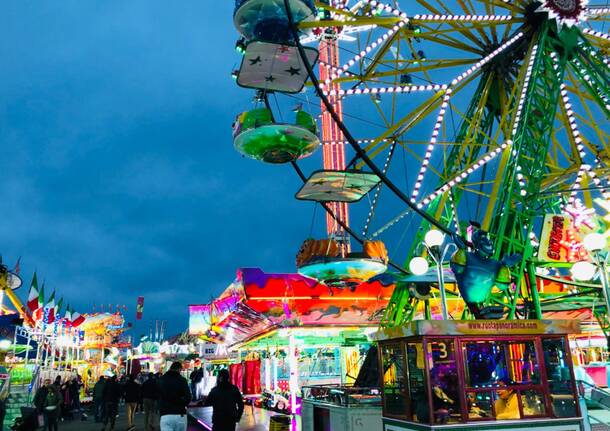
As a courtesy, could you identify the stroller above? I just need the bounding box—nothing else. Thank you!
[10,407,38,431]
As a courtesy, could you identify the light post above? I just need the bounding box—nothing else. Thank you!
[572,233,609,315]
[409,230,456,320]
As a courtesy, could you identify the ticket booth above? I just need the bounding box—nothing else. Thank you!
[378,320,585,431]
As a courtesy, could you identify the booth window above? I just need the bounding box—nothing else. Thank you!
[381,343,407,417]
[428,339,462,424]
[542,338,577,418]
[463,339,546,420]
[521,389,546,416]
[464,340,538,386]
[467,391,493,419]
[406,341,429,423]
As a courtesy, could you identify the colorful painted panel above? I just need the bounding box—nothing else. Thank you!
[238,268,394,326]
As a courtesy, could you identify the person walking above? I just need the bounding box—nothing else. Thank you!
[70,376,84,416]
[189,368,198,400]
[124,375,141,431]
[158,362,191,431]
[102,375,122,431]
[33,378,62,431]
[142,373,159,431]
[203,369,244,431]
[93,376,106,423]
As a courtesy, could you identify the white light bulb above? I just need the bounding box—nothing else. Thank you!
[583,233,606,252]
[409,257,429,275]
[425,229,445,247]
[571,261,597,281]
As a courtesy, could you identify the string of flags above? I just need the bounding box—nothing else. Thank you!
[25,271,85,329]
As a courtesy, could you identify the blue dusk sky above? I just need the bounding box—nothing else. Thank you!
[2,2,605,337]
[0,1,317,336]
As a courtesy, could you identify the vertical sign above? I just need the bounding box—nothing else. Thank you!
[136,296,144,320]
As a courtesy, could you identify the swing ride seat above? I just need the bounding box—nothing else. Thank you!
[236,40,318,93]
[233,108,320,163]
[296,239,388,288]
[233,0,316,41]
[296,170,381,203]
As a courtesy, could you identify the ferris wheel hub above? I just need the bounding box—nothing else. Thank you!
[535,0,588,27]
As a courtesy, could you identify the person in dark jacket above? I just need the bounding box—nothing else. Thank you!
[102,375,122,431]
[123,375,141,431]
[158,362,191,431]
[33,378,62,431]
[204,369,244,431]
[93,376,106,422]
[142,373,159,431]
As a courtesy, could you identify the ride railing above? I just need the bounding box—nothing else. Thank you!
[578,380,610,409]
[301,385,381,407]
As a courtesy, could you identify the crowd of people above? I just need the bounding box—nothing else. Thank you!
[33,375,85,431]
[29,362,244,431]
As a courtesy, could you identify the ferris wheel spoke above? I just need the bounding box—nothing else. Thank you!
[569,58,610,118]
[357,90,447,163]
[586,7,610,18]
[401,32,525,199]
[482,35,542,229]
[414,0,488,49]
[359,36,518,166]
[416,143,508,208]
[412,27,485,54]
[581,27,610,44]
[480,0,501,43]
[473,0,525,14]
[331,58,478,85]
[564,73,608,154]
[362,142,397,237]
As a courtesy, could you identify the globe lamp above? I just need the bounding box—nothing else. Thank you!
[424,229,445,248]
[571,261,597,281]
[409,257,429,275]
[583,233,606,252]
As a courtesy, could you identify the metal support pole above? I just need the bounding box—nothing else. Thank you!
[527,260,543,319]
[431,252,448,320]
[288,334,298,415]
[596,253,610,324]
[35,336,41,368]
[25,333,31,366]
[12,328,17,358]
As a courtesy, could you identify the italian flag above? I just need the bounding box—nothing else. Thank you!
[71,307,85,327]
[55,297,63,322]
[26,273,39,313]
[45,292,56,324]
[64,306,72,326]
[33,285,45,322]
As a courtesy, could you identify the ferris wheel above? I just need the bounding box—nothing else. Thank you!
[231,0,609,321]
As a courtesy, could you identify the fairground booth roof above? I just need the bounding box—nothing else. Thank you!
[188,268,394,347]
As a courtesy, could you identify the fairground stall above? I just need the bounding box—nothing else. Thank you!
[80,312,131,385]
[374,319,583,431]
[189,267,394,413]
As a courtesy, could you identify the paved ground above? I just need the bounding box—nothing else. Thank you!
[189,406,300,431]
[39,404,204,431]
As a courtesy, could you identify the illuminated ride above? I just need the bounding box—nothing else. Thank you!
[0,261,34,327]
[226,0,609,429]
[230,0,609,325]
